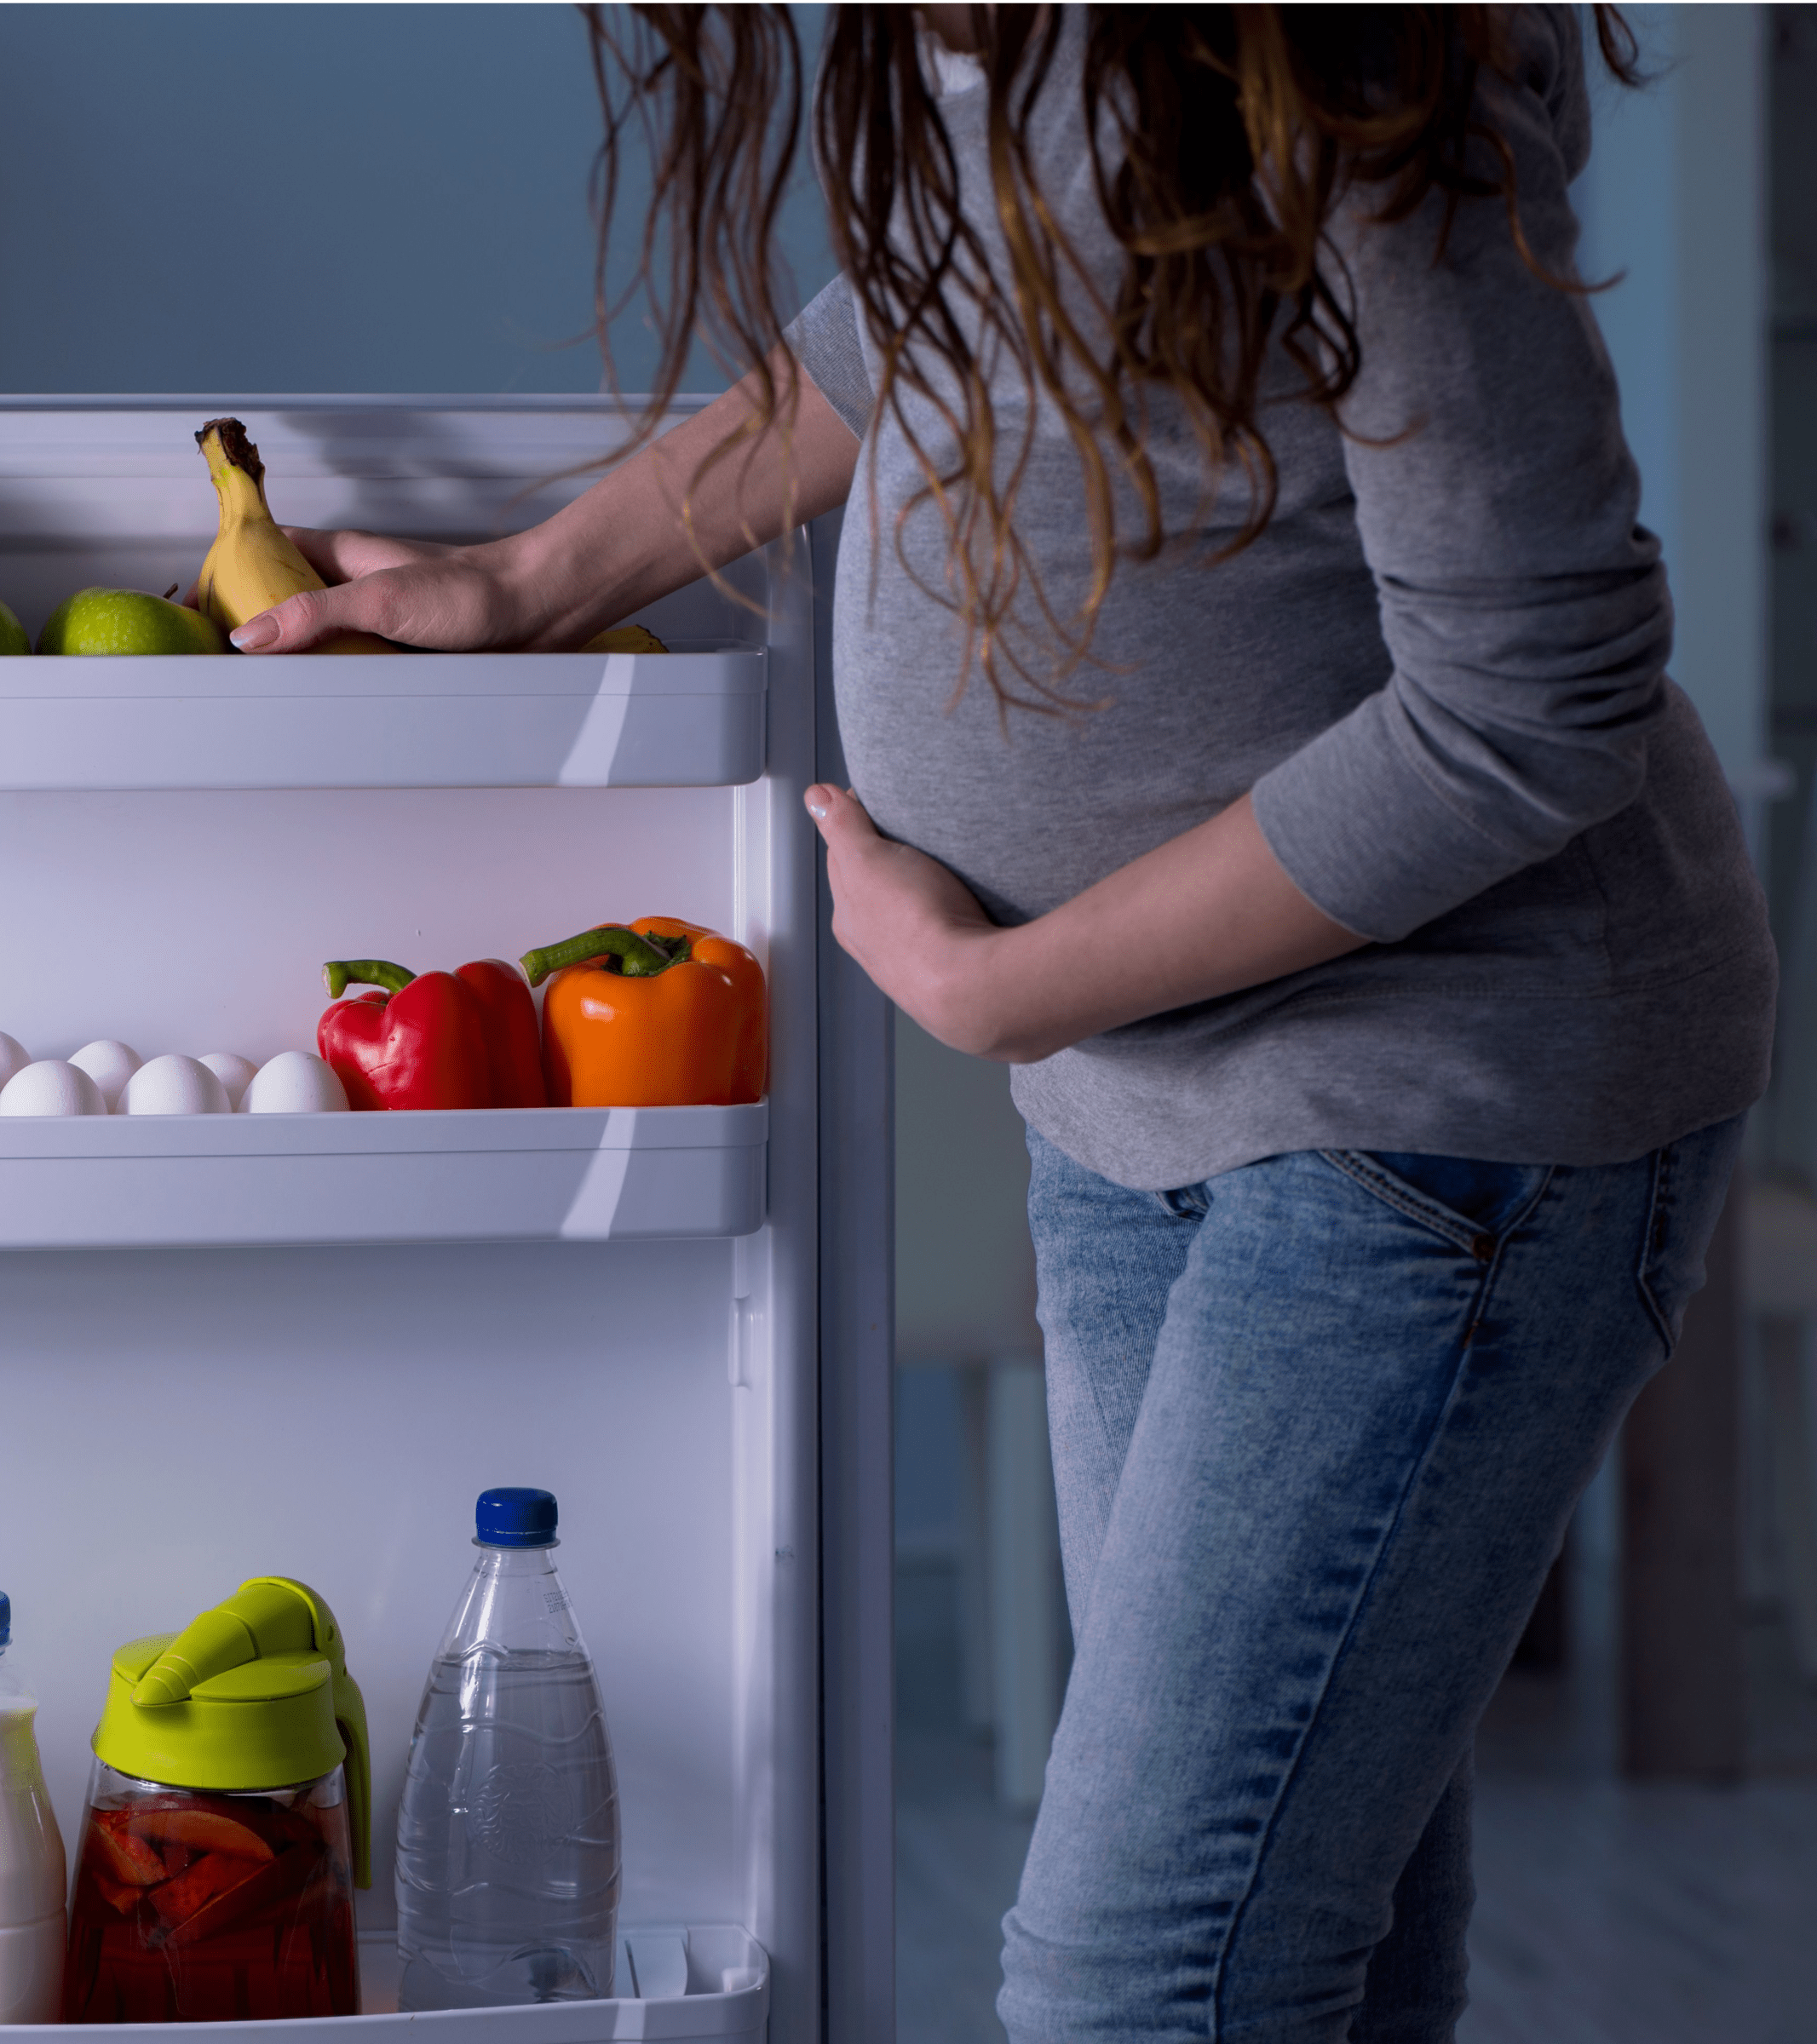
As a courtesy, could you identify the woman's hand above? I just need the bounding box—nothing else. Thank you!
[225,350,860,655]
[807,783,1369,1063]
[806,784,1008,1053]
[226,531,550,654]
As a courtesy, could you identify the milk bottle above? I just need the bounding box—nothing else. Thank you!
[0,1593,67,2024]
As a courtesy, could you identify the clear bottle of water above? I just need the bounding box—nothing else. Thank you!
[395,1490,620,2010]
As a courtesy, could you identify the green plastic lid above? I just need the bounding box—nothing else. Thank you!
[92,1577,371,1887]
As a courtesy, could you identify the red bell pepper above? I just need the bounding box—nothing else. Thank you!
[317,957,545,1111]
[454,958,548,1109]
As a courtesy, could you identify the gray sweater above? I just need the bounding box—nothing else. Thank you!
[791,7,1775,1191]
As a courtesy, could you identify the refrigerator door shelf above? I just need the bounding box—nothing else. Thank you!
[0,1101,768,1249]
[8,1926,768,2044]
[0,646,767,790]
[0,402,837,2044]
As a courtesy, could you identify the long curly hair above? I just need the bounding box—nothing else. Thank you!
[580,4,1639,712]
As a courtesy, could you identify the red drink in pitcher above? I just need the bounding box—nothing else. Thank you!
[64,1763,358,2024]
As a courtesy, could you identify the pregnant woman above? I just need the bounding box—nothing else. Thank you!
[233,8,1775,2035]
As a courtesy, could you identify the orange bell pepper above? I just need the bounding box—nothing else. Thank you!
[520,916,767,1108]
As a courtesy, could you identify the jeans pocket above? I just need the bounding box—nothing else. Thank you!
[1635,1114,1746,1351]
[1320,1149,1553,1259]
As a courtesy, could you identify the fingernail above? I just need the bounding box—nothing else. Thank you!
[230,615,278,651]
[804,786,830,819]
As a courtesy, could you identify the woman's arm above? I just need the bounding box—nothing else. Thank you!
[807,783,1366,1063]
[1245,14,1667,947]
[231,352,860,653]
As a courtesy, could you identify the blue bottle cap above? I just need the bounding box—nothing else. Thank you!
[475,1488,559,1548]
[0,1592,9,1647]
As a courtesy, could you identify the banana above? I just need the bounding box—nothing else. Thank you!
[580,623,668,655]
[194,417,394,655]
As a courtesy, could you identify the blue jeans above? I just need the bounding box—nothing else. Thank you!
[998,1118,1745,2042]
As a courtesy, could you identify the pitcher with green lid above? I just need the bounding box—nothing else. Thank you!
[62,1577,370,2025]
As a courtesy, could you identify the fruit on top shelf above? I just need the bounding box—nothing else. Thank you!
[196,416,394,657]
[522,916,767,1107]
[37,588,225,657]
[0,1062,106,1116]
[0,600,28,656]
[317,957,545,1111]
[580,623,668,654]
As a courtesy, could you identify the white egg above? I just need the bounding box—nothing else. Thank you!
[0,1032,30,1088]
[120,1054,231,1117]
[69,1038,142,1111]
[198,1052,259,1111]
[244,1051,349,1115]
[0,1059,106,1116]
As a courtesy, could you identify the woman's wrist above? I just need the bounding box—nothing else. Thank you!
[474,507,643,652]
[903,910,1107,1066]
[463,357,863,654]
[914,919,1120,1066]
[907,925,1027,1061]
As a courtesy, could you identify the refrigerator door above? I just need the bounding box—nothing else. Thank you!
[0,399,882,2042]
[811,510,897,2044]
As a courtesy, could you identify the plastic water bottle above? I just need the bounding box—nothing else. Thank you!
[395,1490,621,2009]
[0,1593,66,2025]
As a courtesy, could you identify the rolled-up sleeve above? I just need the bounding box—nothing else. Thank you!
[785,273,873,443]
[1249,7,1671,944]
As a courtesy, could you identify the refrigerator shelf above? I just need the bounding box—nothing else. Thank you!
[0,645,767,790]
[17,1926,768,2044]
[0,1101,767,1249]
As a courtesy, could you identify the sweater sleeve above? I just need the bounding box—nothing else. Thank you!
[1248,6,1670,944]
[785,273,873,443]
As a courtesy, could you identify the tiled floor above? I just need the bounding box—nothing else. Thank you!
[895,1550,1817,2043]
[896,1724,1035,2044]
[1463,1769,1817,2044]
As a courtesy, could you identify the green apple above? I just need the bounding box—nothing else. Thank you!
[0,600,28,656]
[37,588,226,657]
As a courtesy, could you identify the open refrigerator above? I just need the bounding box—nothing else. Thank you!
[0,398,896,2043]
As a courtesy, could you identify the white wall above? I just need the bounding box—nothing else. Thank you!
[0,3,836,395]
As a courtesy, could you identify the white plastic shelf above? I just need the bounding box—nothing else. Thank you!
[0,645,765,790]
[13,1926,768,2043]
[0,1102,766,1249]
